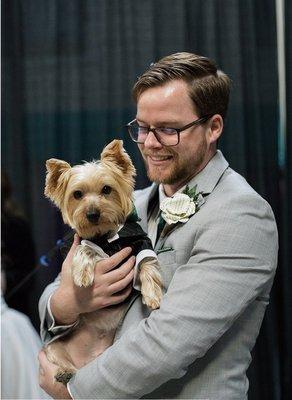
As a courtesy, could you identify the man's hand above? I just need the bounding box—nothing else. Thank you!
[39,350,72,399]
[51,234,135,325]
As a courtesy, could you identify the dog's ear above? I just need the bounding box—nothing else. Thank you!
[45,158,71,208]
[100,140,136,179]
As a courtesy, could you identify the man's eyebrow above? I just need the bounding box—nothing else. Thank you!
[135,117,148,125]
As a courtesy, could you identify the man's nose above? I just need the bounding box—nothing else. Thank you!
[143,130,163,148]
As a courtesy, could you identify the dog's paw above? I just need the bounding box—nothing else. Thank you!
[142,286,163,310]
[73,266,94,287]
[55,369,75,385]
[72,245,96,287]
[140,260,163,310]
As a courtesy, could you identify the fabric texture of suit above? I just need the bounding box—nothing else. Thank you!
[39,150,278,399]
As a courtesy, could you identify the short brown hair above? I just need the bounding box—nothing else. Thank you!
[132,52,231,120]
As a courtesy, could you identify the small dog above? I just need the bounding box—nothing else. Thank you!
[44,139,163,384]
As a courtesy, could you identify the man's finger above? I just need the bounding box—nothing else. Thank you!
[38,350,51,369]
[38,350,57,371]
[108,268,134,294]
[68,234,80,258]
[106,256,135,285]
[107,285,133,306]
[38,349,46,364]
[100,247,132,273]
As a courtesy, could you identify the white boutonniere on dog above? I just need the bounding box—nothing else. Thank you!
[160,185,203,225]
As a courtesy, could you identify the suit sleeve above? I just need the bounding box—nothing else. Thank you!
[68,194,278,399]
[38,276,78,344]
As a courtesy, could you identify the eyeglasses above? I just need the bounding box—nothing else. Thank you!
[126,115,212,146]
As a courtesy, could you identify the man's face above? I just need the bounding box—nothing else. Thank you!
[136,79,213,195]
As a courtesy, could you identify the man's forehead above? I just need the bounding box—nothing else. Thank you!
[135,115,182,126]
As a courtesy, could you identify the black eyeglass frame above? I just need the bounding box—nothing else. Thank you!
[126,114,213,146]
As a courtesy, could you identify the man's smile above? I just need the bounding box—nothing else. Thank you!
[146,154,173,166]
[145,153,173,160]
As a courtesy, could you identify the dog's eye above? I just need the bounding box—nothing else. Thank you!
[73,190,83,200]
[101,185,112,195]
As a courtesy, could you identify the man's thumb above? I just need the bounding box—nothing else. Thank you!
[64,234,80,266]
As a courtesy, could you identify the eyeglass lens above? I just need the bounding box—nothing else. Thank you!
[130,124,179,146]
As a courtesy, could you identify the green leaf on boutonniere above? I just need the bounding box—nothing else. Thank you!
[183,184,196,199]
[183,184,203,202]
[182,185,203,211]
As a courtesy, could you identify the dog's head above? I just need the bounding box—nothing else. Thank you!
[45,140,136,239]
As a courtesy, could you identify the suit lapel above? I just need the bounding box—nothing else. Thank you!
[190,150,229,196]
[134,183,158,233]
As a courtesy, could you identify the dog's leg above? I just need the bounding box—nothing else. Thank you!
[44,341,77,385]
[72,245,103,287]
[139,258,163,310]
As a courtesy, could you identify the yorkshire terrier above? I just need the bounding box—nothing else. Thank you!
[44,139,163,384]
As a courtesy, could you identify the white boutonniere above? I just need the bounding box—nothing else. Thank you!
[160,185,203,225]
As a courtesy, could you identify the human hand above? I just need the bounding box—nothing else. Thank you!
[51,234,135,325]
[38,350,72,399]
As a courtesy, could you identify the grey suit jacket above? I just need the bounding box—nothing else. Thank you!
[39,150,278,399]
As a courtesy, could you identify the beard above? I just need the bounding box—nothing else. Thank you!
[144,135,208,185]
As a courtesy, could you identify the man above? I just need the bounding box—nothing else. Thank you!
[39,52,278,399]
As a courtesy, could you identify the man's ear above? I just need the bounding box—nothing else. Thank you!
[100,140,136,180]
[207,114,224,145]
[44,158,71,208]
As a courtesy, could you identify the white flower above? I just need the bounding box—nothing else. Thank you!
[160,193,197,225]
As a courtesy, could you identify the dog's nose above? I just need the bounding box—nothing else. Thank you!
[86,210,100,224]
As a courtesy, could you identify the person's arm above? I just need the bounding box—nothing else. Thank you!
[39,234,136,344]
[39,235,82,344]
[66,196,278,399]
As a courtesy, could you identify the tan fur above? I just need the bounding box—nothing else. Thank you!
[139,258,163,309]
[44,140,163,384]
[71,244,106,287]
[45,159,71,208]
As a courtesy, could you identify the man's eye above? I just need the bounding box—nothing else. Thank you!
[101,185,112,195]
[73,190,83,200]
[157,128,177,135]
[138,126,148,134]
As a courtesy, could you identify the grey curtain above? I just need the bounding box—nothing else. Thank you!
[2,0,290,398]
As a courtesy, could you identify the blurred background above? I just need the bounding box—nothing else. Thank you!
[1,0,291,399]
